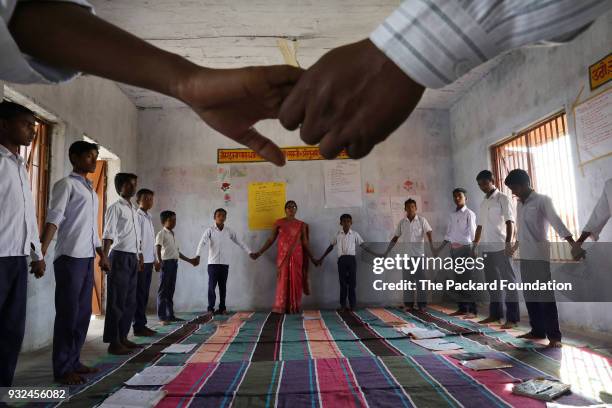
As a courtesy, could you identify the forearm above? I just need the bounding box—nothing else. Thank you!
[385,237,399,254]
[320,246,334,260]
[505,222,513,243]
[576,231,591,244]
[257,237,275,254]
[473,226,482,244]
[179,252,191,262]
[102,239,113,257]
[9,2,196,100]
[40,223,58,255]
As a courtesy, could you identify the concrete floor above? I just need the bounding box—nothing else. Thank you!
[12,309,612,388]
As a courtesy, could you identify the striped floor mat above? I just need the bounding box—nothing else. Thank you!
[37,308,612,407]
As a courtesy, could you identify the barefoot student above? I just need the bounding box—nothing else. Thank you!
[102,173,142,355]
[40,141,107,384]
[505,169,576,348]
[194,208,256,315]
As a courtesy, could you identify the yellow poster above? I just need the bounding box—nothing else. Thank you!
[248,182,286,230]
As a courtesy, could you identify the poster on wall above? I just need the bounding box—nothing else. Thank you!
[574,87,612,166]
[390,195,422,227]
[323,160,363,208]
[248,182,286,230]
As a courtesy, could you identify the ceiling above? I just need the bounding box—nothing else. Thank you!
[90,0,501,110]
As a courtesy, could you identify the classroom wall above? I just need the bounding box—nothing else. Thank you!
[449,12,612,333]
[137,107,453,312]
[2,76,139,351]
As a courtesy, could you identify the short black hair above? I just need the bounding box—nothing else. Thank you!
[68,141,99,165]
[453,188,467,196]
[136,188,154,202]
[504,169,531,187]
[404,198,417,207]
[160,210,176,223]
[340,214,352,222]
[0,101,35,120]
[114,172,137,194]
[285,200,297,209]
[214,208,227,217]
[476,170,494,182]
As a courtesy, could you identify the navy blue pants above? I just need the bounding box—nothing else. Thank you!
[484,250,520,323]
[208,264,229,312]
[520,260,561,341]
[133,262,153,330]
[451,245,477,314]
[338,256,357,309]
[53,256,93,378]
[0,256,27,387]
[158,259,178,320]
[403,258,427,308]
[103,250,138,344]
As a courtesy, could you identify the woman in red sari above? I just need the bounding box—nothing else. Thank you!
[254,201,317,314]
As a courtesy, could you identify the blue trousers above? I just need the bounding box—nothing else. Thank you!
[208,264,229,312]
[158,259,178,320]
[52,256,93,378]
[338,256,357,308]
[0,256,27,387]
[103,250,138,344]
[484,250,520,322]
[133,262,153,330]
[520,260,561,341]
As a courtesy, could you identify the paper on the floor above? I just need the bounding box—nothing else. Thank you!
[161,343,196,354]
[513,378,571,401]
[124,365,182,386]
[449,352,486,361]
[461,358,513,370]
[398,326,445,339]
[411,338,462,351]
[97,388,167,408]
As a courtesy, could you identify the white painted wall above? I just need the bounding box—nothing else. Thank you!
[2,76,139,351]
[449,12,612,333]
[137,108,453,312]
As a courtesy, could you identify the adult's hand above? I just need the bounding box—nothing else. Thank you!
[279,39,425,159]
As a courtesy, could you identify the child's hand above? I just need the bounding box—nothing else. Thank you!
[30,260,46,279]
[99,255,111,272]
[250,252,259,260]
[154,260,161,272]
[191,258,200,267]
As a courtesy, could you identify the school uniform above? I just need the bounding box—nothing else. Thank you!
[516,191,571,341]
[156,227,180,320]
[331,229,364,309]
[133,208,156,331]
[395,215,432,307]
[102,197,141,344]
[444,206,477,314]
[46,172,100,378]
[0,145,43,386]
[583,178,612,240]
[196,225,252,312]
[477,189,519,323]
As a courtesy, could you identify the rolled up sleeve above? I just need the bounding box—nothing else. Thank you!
[0,0,94,84]
[370,0,611,89]
[102,205,117,242]
[45,179,70,227]
[583,180,612,241]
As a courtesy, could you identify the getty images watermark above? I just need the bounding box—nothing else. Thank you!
[370,254,573,292]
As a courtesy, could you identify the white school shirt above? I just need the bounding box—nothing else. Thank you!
[516,191,572,261]
[46,172,100,259]
[370,0,611,90]
[477,189,514,252]
[444,206,476,246]
[0,144,42,260]
[583,179,612,241]
[137,209,157,263]
[331,229,364,257]
[394,215,432,257]
[155,227,180,261]
[0,0,93,83]
[102,197,141,254]
[196,224,251,265]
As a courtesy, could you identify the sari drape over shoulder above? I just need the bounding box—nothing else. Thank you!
[272,218,309,314]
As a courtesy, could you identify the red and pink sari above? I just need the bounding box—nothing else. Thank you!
[272,218,310,314]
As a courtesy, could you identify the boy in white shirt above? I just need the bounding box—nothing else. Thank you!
[102,173,142,355]
[194,208,255,315]
[317,214,375,311]
[40,141,108,385]
[383,199,435,311]
[0,102,45,387]
[156,210,197,324]
[133,189,159,337]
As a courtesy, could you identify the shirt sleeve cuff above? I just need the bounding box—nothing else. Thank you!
[0,0,94,84]
[45,209,65,227]
[369,1,495,89]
